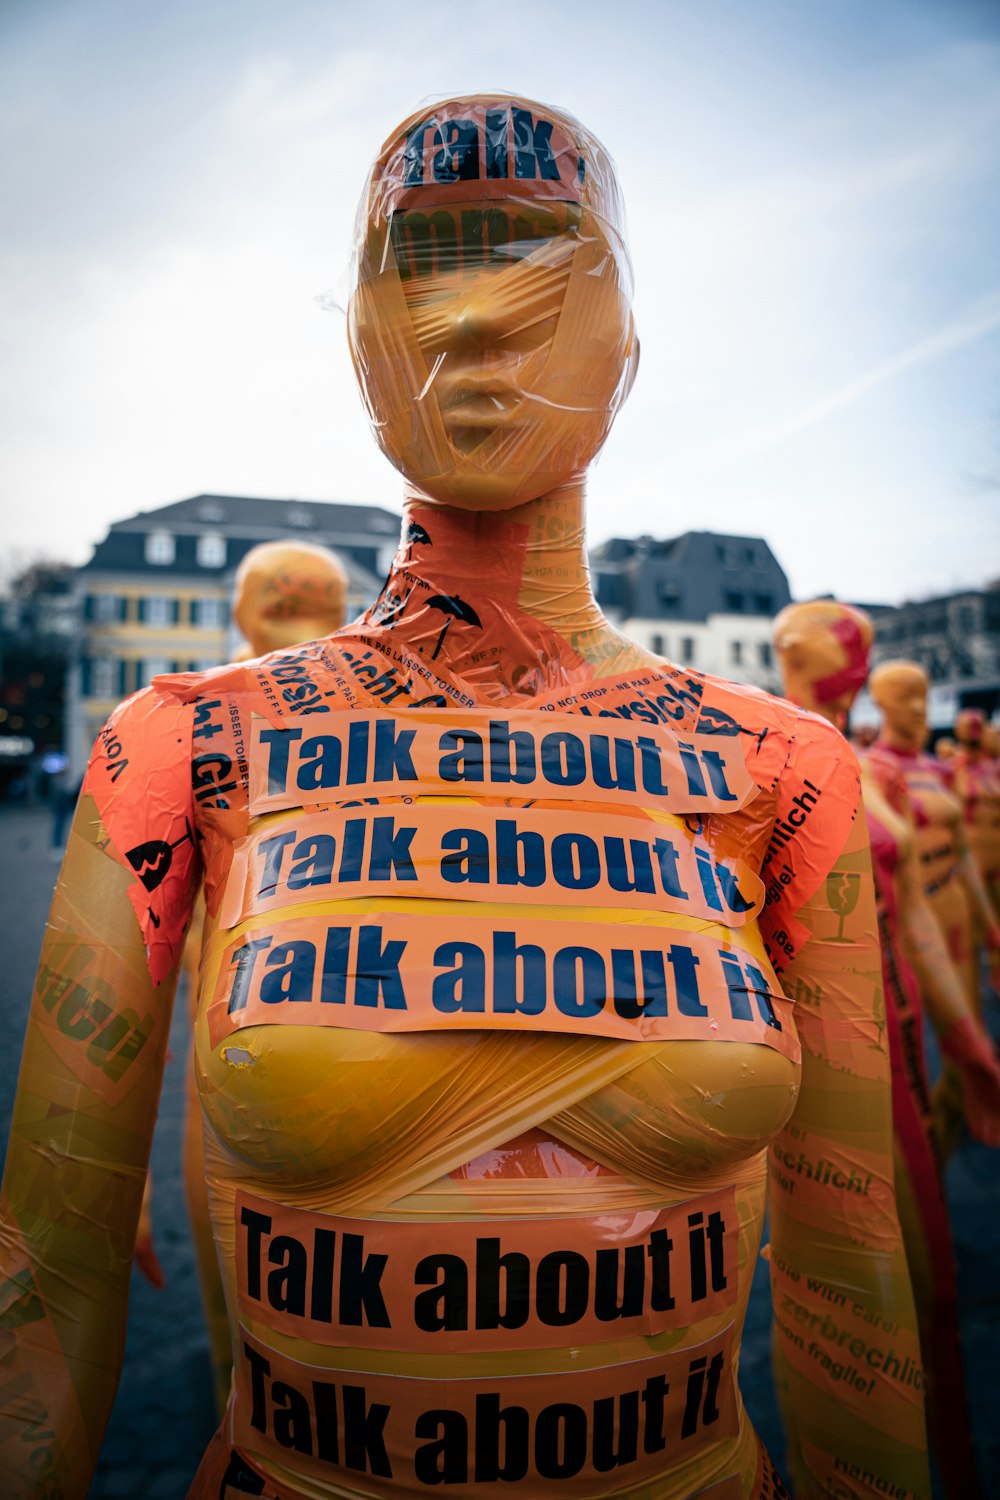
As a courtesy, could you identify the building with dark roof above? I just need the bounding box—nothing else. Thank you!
[851,586,1000,728]
[67,494,401,774]
[590,531,792,689]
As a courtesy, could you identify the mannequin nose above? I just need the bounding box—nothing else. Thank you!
[450,289,508,349]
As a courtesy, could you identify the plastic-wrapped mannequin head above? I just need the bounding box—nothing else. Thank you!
[954,708,986,748]
[348,95,638,511]
[772,599,873,731]
[233,540,348,654]
[869,659,930,752]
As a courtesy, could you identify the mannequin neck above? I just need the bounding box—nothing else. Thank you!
[877,722,924,756]
[395,482,626,661]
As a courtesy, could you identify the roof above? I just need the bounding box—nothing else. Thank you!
[591,529,791,622]
[107,493,401,539]
[80,495,402,579]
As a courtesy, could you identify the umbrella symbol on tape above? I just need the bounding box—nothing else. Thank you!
[427,594,482,660]
[125,819,195,893]
[405,520,432,548]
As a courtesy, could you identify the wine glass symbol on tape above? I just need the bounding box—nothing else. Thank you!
[125,819,195,893]
[826,870,862,943]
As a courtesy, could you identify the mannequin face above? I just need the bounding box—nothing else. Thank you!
[234,542,347,655]
[772,601,872,732]
[872,666,929,751]
[348,98,637,512]
[955,708,985,748]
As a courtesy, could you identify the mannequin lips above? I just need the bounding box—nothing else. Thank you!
[436,366,524,447]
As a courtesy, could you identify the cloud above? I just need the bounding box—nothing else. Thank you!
[686,290,1000,470]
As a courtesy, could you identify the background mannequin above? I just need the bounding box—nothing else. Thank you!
[951,708,1000,934]
[774,600,1000,1498]
[1,96,928,1500]
[232,539,349,655]
[869,661,1000,1158]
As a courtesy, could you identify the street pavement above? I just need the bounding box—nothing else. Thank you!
[0,801,997,1497]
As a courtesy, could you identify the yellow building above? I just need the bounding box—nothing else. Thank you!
[68,493,400,775]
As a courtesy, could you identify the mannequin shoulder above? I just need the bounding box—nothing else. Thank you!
[689,668,858,774]
[88,682,196,789]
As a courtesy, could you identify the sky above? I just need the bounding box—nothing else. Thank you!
[1,0,998,606]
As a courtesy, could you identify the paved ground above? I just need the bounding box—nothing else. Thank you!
[0,802,996,1497]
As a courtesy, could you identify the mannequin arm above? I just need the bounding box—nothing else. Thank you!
[0,795,179,1496]
[957,831,1000,949]
[0,687,197,1497]
[767,806,930,1499]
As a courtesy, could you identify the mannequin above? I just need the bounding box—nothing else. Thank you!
[1,96,928,1500]
[868,662,1000,1158]
[774,601,1000,1498]
[232,540,350,655]
[951,708,1000,921]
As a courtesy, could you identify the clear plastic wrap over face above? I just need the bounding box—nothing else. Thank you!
[348,95,638,510]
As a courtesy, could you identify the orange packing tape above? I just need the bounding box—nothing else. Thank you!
[798,1437,925,1500]
[0,1197,93,1484]
[768,1136,899,1254]
[206,911,797,1058]
[233,1186,739,1354]
[247,708,759,818]
[232,1324,738,1498]
[219,804,765,930]
[31,936,156,1106]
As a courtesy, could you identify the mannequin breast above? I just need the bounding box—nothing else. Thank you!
[196,1010,800,1201]
[894,756,962,893]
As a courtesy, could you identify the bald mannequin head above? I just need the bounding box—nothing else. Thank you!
[869,659,930,753]
[234,540,349,656]
[954,708,986,749]
[772,599,873,731]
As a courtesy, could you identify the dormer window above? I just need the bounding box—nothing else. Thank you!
[145,530,175,565]
[197,533,226,568]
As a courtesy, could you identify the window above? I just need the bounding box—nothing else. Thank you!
[143,596,176,627]
[91,658,118,698]
[656,579,680,607]
[724,591,743,613]
[651,633,665,655]
[141,658,171,687]
[754,593,773,614]
[730,641,743,665]
[758,641,773,667]
[196,533,227,568]
[145,531,175,565]
[88,593,122,623]
[194,596,228,629]
[681,637,695,664]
